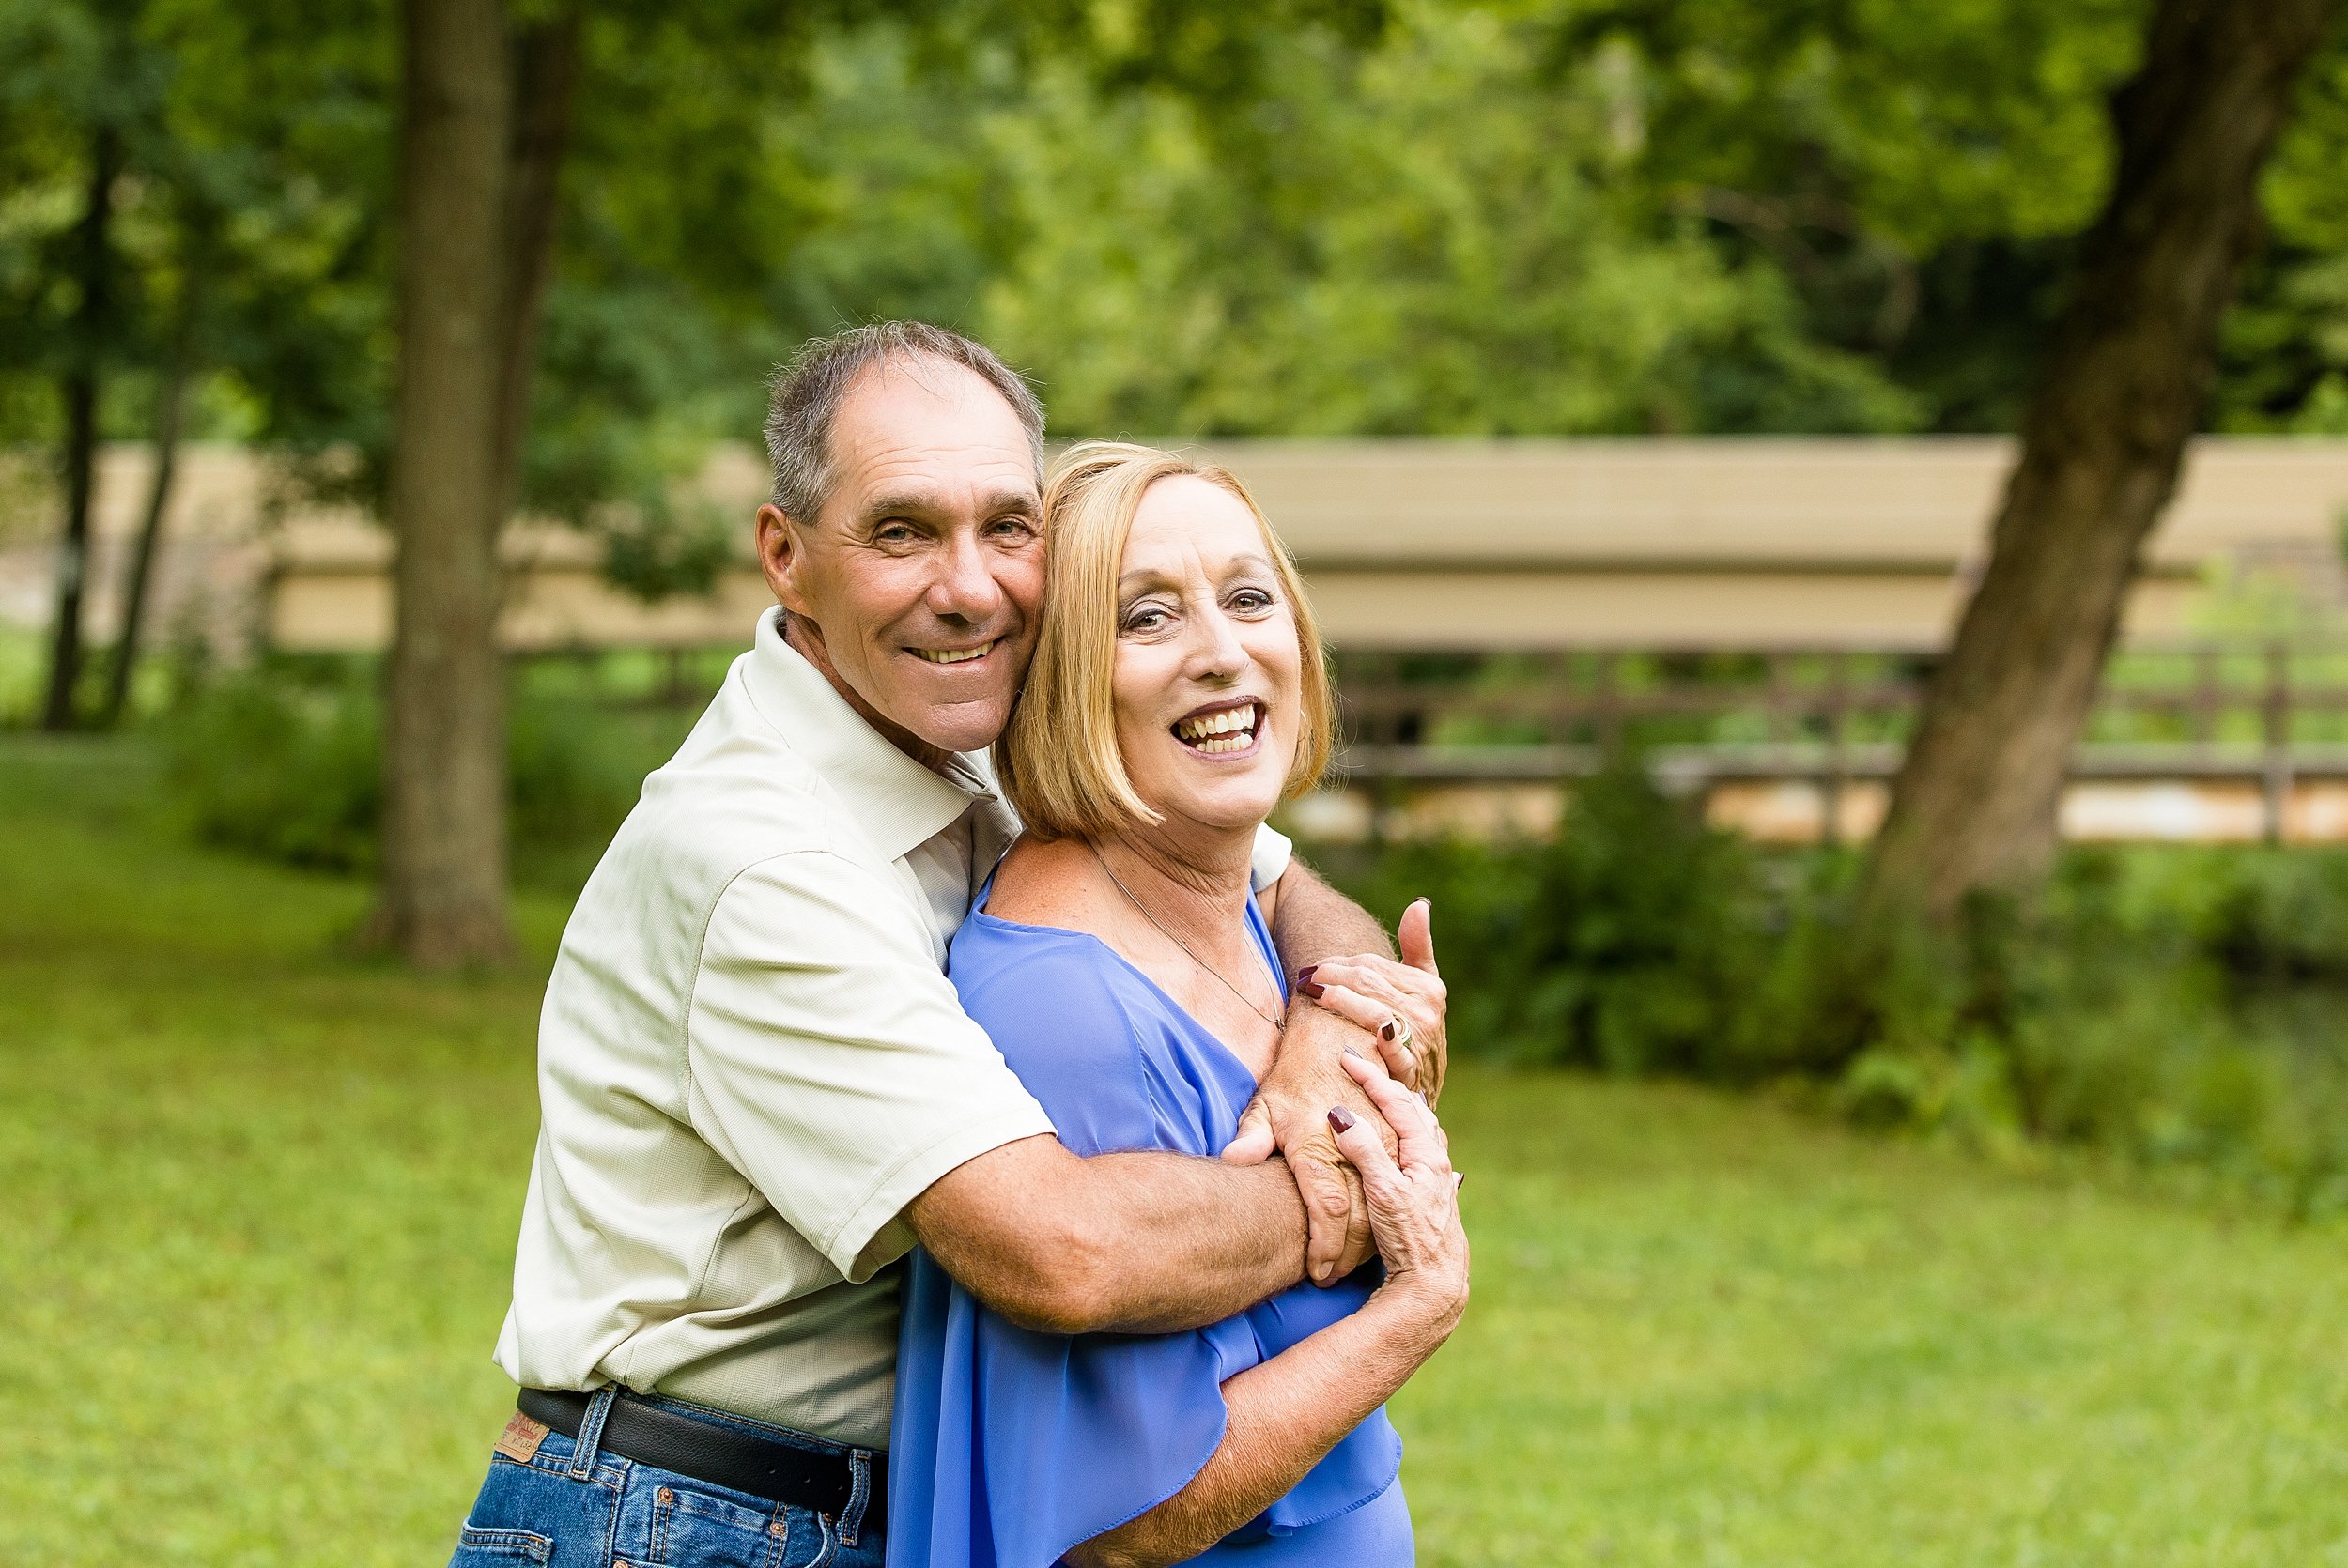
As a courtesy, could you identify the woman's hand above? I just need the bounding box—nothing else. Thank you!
[1298,899,1448,1101]
[1325,1050,1469,1343]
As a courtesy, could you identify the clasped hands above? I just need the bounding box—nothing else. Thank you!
[1221,898,1450,1284]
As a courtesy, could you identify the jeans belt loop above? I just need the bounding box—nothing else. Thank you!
[838,1449,873,1545]
[569,1385,619,1481]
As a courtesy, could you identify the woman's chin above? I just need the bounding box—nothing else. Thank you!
[1143,774,1288,837]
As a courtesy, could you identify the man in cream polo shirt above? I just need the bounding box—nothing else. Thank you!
[448,324,1444,1568]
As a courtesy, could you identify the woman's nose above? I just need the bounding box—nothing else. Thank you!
[1185,603,1248,679]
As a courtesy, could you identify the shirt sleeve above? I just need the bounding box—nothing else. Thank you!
[1250,822,1293,893]
[684,851,1057,1284]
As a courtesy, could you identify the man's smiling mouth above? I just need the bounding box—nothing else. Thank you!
[1173,700,1262,755]
[910,639,1000,666]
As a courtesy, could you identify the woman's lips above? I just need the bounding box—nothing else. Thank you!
[1172,700,1263,755]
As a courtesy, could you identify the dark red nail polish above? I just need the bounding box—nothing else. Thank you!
[1297,964,1319,984]
[1379,1021,1398,1041]
[1300,978,1326,999]
[1327,1106,1357,1133]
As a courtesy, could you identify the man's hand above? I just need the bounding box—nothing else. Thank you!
[1291,899,1447,1103]
[1220,1003,1387,1284]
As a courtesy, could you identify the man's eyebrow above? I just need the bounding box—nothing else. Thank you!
[857,487,1041,524]
[857,491,943,523]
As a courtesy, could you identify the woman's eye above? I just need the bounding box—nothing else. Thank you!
[1228,588,1275,613]
[1123,606,1171,634]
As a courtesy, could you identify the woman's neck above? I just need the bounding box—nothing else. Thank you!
[1091,820,1258,947]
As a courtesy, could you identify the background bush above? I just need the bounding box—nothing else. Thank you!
[160,656,703,890]
[1318,763,2348,1219]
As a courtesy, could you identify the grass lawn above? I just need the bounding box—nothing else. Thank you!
[4,735,2345,1566]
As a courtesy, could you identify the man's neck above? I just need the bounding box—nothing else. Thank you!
[783,612,956,776]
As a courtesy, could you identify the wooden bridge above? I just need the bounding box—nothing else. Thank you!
[14,437,2348,840]
[1312,641,2348,845]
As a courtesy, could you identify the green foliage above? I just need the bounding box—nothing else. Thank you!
[162,659,381,871]
[158,657,693,886]
[1493,756,1763,1072]
[2198,848,2348,980]
[11,0,2348,519]
[1321,771,2348,1217]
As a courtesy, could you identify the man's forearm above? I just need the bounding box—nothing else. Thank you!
[908,1136,1306,1335]
[1266,862,1392,982]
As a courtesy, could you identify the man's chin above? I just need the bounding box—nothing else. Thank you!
[898,696,1013,758]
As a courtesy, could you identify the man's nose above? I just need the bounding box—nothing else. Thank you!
[927,529,1005,623]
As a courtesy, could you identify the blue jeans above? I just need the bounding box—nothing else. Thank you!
[448,1389,886,1568]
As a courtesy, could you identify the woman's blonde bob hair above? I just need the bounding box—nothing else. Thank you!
[997,441,1334,841]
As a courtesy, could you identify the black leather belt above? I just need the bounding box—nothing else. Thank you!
[519,1388,886,1522]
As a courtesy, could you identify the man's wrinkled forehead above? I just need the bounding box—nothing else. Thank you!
[820,356,1043,526]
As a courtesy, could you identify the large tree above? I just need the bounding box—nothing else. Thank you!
[370,0,590,965]
[370,0,527,964]
[1865,0,2344,918]
[373,0,809,964]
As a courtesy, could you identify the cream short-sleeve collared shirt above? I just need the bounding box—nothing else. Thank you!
[495,608,1290,1448]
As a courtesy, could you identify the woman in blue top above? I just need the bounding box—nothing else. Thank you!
[889,443,1470,1568]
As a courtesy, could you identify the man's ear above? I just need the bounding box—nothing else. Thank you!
[756,503,813,616]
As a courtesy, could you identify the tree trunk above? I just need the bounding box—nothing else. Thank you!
[41,124,120,733]
[495,15,580,515]
[1863,0,2341,921]
[103,288,196,728]
[373,3,579,966]
[375,0,519,966]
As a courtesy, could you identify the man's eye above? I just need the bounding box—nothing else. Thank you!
[987,516,1038,540]
[874,523,919,545]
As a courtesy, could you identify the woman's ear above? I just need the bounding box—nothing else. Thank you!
[756,503,813,616]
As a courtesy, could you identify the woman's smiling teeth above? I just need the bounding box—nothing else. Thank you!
[912,639,998,666]
[1174,703,1260,754]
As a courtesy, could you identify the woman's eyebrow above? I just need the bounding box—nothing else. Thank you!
[1118,566,1180,595]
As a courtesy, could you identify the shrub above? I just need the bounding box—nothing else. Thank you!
[162,661,382,872]
[2198,851,2348,980]
[1318,765,2348,1219]
[161,659,669,888]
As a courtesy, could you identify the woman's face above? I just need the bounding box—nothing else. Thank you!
[1111,475,1305,840]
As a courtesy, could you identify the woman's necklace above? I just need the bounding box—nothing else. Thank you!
[1090,843,1286,1034]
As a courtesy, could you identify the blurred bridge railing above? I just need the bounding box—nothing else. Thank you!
[1312,641,2348,846]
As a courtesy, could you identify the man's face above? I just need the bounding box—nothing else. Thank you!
[759,359,1045,761]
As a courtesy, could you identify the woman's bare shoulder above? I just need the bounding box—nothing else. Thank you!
[982,835,1119,934]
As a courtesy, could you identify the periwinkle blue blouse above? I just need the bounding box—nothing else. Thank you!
[888,885,1411,1567]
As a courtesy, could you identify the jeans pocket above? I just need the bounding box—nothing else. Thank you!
[648,1480,799,1568]
[453,1523,554,1564]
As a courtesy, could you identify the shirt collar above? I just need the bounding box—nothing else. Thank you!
[739,607,996,864]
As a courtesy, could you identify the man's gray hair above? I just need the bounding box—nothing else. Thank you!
[762,322,1046,523]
